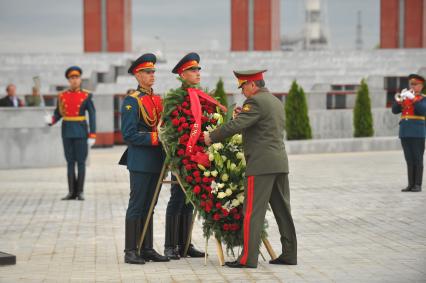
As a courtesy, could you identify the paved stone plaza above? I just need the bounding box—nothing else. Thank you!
[0,146,425,282]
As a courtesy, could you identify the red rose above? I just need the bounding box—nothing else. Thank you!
[206,200,213,207]
[202,177,210,183]
[213,213,221,221]
[182,159,189,165]
[215,202,222,209]
[172,119,180,127]
[182,123,189,129]
[172,110,179,117]
[204,186,211,193]
[223,224,229,231]
[185,164,192,171]
[200,201,206,207]
[177,149,185,156]
[205,206,212,213]
[208,193,214,199]
[185,176,193,183]
[179,117,186,123]
[233,213,241,220]
[193,171,200,178]
[177,126,183,132]
[210,118,217,124]
[185,95,190,101]
[222,209,229,217]
[193,185,201,195]
[231,224,240,231]
[231,208,238,214]
[195,177,202,183]
[182,101,189,108]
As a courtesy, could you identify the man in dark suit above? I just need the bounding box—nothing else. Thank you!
[392,73,426,192]
[119,53,169,264]
[0,84,24,107]
[47,66,96,201]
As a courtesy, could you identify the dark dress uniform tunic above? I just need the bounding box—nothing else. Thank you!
[52,88,96,199]
[119,85,168,262]
[392,93,426,191]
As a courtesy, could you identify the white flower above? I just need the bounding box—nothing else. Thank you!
[211,170,218,177]
[217,192,227,199]
[221,173,229,182]
[208,153,214,161]
[230,163,237,171]
[236,152,244,160]
[225,188,233,196]
[204,171,211,177]
[212,143,224,151]
[231,199,240,207]
[221,155,227,162]
[237,193,245,203]
[213,113,222,120]
[231,134,243,145]
[197,164,206,171]
[211,181,219,194]
[206,125,216,132]
[217,183,225,189]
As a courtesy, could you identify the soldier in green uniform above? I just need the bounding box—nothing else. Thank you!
[204,70,298,268]
[119,53,169,264]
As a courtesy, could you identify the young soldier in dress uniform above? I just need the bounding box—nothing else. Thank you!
[48,66,96,201]
[163,53,205,260]
[204,70,298,268]
[392,74,426,192]
[119,53,169,264]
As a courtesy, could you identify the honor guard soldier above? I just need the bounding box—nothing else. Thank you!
[47,66,96,201]
[163,53,205,260]
[119,53,169,264]
[392,74,426,192]
[204,70,298,268]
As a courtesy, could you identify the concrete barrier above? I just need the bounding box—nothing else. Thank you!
[285,136,401,155]
[0,107,65,169]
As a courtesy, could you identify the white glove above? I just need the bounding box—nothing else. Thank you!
[400,89,409,100]
[405,90,415,100]
[44,114,53,126]
[88,138,96,148]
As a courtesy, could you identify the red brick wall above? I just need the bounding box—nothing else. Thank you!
[253,0,280,50]
[231,0,249,51]
[107,0,132,52]
[83,0,102,52]
[404,0,424,47]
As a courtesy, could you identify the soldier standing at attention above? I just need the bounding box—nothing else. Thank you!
[47,66,96,201]
[163,52,206,260]
[119,53,169,264]
[392,74,426,192]
[204,70,298,268]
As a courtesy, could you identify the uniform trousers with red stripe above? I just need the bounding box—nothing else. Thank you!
[238,173,297,267]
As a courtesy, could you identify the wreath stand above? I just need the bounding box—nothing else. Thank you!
[137,161,278,266]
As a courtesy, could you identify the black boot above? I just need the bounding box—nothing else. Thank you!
[164,215,181,260]
[401,165,415,192]
[61,173,76,200]
[124,219,145,264]
[140,217,170,262]
[179,214,205,258]
[412,165,423,192]
[76,171,85,200]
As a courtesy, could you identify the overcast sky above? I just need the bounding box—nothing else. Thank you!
[0,0,380,53]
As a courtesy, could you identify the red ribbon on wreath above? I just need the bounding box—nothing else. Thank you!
[185,88,227,166]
